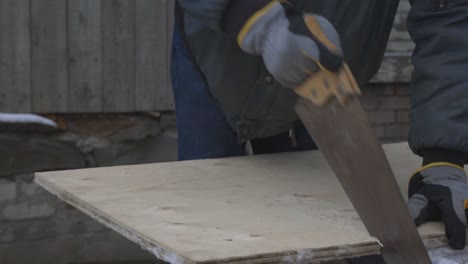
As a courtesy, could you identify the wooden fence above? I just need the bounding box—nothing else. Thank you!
[0,0,412,113]
[0,0,174,113]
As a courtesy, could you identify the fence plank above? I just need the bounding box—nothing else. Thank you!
[135,0,169,111]
[68,0,103,112]
[0,0,31,112]
[1,0,412,113]
[165,0,175,110]
[102,0,135,112]
[31,0,68,112]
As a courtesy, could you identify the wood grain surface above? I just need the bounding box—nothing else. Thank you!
[35,143,453,264]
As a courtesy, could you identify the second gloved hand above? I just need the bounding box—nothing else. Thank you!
[408,163,468,249]
[237,1,343,89]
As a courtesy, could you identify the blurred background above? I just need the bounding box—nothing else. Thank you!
[0,1,413,263]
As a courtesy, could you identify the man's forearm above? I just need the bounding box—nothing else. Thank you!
[407,0,468,166]
[177,0,287,36]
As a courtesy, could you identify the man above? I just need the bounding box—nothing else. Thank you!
[170,0,468,260]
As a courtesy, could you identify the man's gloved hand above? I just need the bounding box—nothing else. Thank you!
[236,1,343,89]
[407,163,468,249]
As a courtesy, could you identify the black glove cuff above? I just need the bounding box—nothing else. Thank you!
[421,148,468,167]
[408,171,424,199]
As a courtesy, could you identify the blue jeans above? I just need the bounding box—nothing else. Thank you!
[170,22,318,161]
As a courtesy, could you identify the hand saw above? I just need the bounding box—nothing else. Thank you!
[293,64,431,263]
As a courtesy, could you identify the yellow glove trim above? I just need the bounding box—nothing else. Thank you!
[303,15,339,53]
[412,162,465,176]
[237,1,289,49]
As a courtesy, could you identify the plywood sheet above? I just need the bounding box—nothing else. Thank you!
[35,143,450,264]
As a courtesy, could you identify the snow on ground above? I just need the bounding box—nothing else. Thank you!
[0,113,57,127]
[429,246,468,264]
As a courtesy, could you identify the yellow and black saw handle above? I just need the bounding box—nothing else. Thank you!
[293,63,361,107]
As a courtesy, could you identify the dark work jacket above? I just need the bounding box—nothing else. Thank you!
[176,0,400,142]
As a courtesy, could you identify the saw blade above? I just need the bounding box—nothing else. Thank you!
[295,96,431,263]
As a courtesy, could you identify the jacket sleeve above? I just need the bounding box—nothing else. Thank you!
[177,0,272,35]
[407,0,468,165]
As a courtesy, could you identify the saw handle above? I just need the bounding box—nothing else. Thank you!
[293,64,361,107]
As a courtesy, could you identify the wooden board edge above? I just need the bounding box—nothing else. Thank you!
[34,173,196,264]
[34,169,453,264]
[33,171,381,264]
[199,242,380,264]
